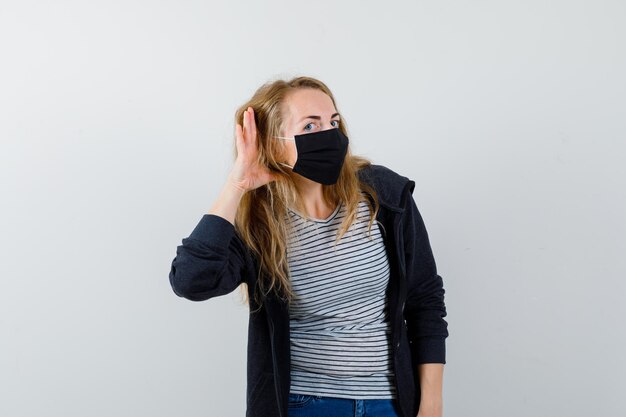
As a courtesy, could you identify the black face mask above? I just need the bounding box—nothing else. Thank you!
[275,128,349,185]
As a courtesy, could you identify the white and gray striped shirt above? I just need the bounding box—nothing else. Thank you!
[285,198,396,399]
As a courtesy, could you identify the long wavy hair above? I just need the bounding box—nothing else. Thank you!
[232,76,380,312]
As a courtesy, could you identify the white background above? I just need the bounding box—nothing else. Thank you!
[1,1,624,416]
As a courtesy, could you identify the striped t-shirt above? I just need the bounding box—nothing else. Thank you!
[285,198,397,400]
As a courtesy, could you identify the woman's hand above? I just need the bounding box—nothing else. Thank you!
[228,106,279,192]
[416,396,443,417]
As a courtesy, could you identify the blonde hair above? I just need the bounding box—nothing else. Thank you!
[232,75,380,312]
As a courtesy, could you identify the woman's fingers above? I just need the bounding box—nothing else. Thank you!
[247,107,257,143]
[242,107,257,146]
[242,109,248,145]
[235,108,257,161]
[231,106,277,191]
[235,123,244,155]
[244,107,259,150]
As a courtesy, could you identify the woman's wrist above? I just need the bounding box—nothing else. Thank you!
[208,177,247,225]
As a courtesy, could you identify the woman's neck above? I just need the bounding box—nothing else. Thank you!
[293,178,337,220]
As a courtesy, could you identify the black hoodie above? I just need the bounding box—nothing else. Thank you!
[169,163,449,417]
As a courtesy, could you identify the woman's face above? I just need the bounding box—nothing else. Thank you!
[279,88,342,167]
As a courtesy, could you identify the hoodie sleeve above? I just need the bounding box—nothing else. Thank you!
[402,187,449,364]
[169,214,249,302]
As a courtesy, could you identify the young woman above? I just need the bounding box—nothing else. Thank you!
[169,76,449,417]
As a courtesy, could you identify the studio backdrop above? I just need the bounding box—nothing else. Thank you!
[1,1,624,416]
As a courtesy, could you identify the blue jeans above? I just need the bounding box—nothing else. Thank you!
[287,393,402,417]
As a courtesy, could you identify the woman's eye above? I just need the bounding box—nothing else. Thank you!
[303,120,340,132]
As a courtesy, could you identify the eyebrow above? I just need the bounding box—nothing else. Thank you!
[298,113,341,123]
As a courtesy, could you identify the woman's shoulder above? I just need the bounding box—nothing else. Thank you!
[358,163,406,179]
[357,163,415,208]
